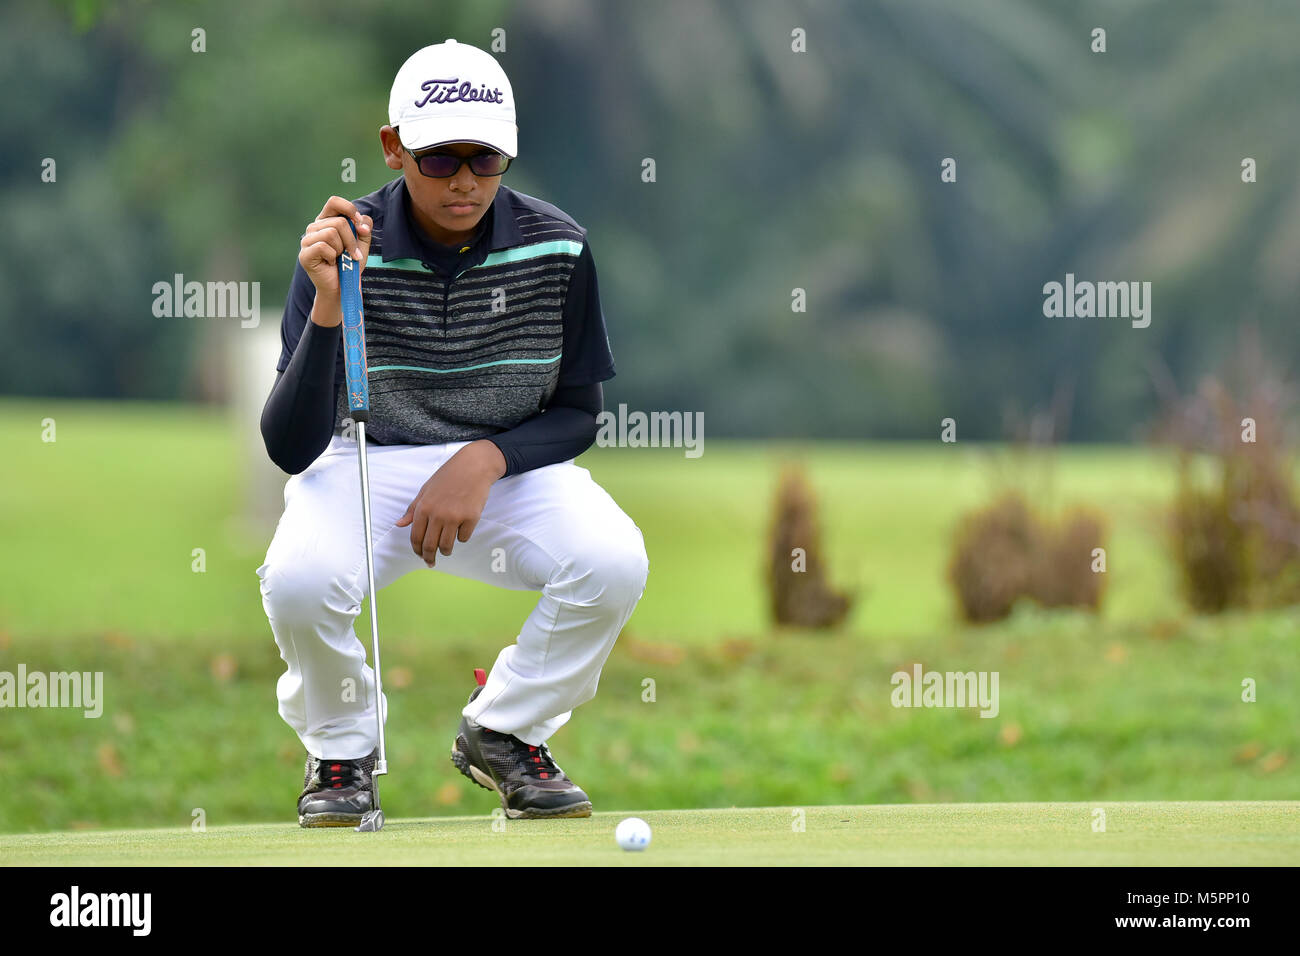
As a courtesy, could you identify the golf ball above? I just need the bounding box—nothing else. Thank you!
[615,817,651,851]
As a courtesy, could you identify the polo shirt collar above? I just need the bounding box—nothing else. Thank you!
[379,177,524,262]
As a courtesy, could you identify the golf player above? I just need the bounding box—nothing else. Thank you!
[257,39,649,825]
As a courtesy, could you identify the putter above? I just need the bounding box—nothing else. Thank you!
[338,221,388,833]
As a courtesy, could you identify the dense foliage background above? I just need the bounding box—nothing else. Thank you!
[5,0,1298,439]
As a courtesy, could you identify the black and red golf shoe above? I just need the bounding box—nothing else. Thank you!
[298,750,377,827]
[451,669,592,819]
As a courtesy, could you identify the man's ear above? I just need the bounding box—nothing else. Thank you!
[380,125,404,171]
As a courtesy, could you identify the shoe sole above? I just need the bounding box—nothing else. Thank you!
[450,745,593,819]
[298,812,365,828]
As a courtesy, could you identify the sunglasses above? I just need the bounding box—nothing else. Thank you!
[404,146,511,178]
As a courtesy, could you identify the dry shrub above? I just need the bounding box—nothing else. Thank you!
[1169,480,1247,613]
[1167,442,1300,612]
[767,464,854,629]
[1032,506,1108,611]
[948,493,1107,623]
[1149,325,1300,612]
[947,493,1038,623]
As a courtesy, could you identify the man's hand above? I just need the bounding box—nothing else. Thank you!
[299,196,374,327]
[395,440,508,566]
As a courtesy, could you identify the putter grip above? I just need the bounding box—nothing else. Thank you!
[338,220,370,422]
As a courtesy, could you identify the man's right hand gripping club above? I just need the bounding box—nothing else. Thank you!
[299,196,374,328]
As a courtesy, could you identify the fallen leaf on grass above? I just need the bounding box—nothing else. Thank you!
[1147,619,1183,641]
[103,630,134,650]
[97,743,124,778]
[210,654,238,682]
[435,782,461,805]
[1258,751,1287,773]
[719,638,754,662]
[622,639,685,666]
[1234,742,1262,763]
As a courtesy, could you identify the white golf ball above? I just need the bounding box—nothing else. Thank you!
[615,816,651,851]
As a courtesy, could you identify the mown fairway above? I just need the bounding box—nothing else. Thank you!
[2,803,1295,866]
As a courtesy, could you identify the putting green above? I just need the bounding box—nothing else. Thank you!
[2,802,1295,866]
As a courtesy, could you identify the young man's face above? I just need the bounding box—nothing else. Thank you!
[380,126,503,247]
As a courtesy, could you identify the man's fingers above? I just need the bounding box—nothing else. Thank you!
[314,214,363,262]
[319,196,360,225]
[317,200,370,260]
[457,518,478,543]
[422,520,445,566]
[409,511,429,558]
[302,224,345,259]
[298,241,345,285]
[356,215,374,270]
[438,522,458,557]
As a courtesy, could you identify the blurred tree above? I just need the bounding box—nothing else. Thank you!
[1,0,1296,439]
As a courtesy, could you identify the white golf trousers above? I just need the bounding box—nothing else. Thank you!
[256,434,649,759]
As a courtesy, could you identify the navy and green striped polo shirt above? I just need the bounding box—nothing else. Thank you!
[276,177,616,446]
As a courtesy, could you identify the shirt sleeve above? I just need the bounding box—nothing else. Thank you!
[556,242,617,388]
[278,260,349,381]
[276,262,318,372]
[485,382,604,477]
[261,262,343,474]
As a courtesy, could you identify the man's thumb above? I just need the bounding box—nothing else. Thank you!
[357,216,375,267]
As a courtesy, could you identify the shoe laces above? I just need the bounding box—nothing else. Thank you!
[318,758,362,790]
[479,725,566,781]
[514,738,564,780]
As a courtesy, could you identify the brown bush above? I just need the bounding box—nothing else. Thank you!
[1167,451,1300,612]
[767,464,855,629]
[948,492,1107,623]
[1150,327,1300,613]
[947,493,1039,623]
[1031,506,1108,611]
[1169,481,1247,613]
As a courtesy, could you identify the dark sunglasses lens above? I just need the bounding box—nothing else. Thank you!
[419,154,462,177]
[469,153,509,176]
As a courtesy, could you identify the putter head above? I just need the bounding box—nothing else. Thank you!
[355,809,385,832]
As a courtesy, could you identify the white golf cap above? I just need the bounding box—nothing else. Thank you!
[388,39,517,157]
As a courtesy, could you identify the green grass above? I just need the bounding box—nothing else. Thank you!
[0,400,1187,646]
[3,803,1295,866]
[2,611,1297,832]
[1,400,1296,836]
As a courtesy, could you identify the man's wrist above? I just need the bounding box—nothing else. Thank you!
[467,439,508,480]
[309,290,342,327]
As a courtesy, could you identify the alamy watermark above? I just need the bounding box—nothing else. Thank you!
[0,665,103,718]
[1042,273,1151,328]
[151,274,261,327]
[890,664,999,718]
[50,886,150,936]
[595,403,703,458]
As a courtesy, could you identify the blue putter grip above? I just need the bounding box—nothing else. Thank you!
[338,219,369,422]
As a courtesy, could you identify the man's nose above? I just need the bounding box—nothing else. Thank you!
[450,164,477,188]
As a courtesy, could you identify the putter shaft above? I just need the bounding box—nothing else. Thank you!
[356,421,388,779]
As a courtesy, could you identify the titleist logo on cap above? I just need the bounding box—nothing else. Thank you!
[415,77,506,108]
